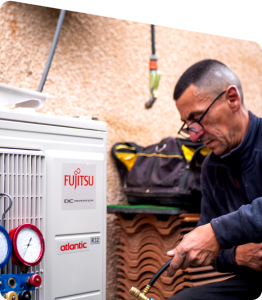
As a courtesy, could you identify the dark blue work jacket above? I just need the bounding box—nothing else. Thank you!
[197,111,262,274]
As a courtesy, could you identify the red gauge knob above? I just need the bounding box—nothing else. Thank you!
[29,274,41,287]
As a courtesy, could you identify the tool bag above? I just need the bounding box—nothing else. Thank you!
[111,137,211,209]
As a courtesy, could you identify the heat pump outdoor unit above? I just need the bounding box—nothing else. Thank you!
[0,84,107,300]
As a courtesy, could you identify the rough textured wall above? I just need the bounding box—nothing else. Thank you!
[1,2,262,299]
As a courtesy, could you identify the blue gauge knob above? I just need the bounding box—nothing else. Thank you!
[18,290,31,300]
[0,225,12,268]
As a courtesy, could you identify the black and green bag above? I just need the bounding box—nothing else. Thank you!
[111,137,211,210]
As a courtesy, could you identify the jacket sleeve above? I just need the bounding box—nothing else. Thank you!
[213,247,238,272]
[211,197,262,248]
[210,197,262,272]
[198,214,238,272]
[198,158,239,272]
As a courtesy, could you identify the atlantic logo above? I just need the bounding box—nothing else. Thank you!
[64,168,94,189]
[60,241,87,252]
[57,238,90,255]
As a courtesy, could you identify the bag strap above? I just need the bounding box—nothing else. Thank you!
[111,142,143,185]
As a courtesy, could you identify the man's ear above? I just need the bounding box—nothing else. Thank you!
[226,85,241,112]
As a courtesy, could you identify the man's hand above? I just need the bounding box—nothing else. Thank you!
[235,243,262,271]
[166,223,221,277]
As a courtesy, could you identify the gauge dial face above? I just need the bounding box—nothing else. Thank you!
[0,226,12,267]
[0,230,8,263]
[17,227,41,263]
[13,224,44,266]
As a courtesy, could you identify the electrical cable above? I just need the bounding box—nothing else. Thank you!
[38,9,66,92]
[151,25,155,55]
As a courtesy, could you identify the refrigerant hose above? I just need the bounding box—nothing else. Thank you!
[129,258,173,300]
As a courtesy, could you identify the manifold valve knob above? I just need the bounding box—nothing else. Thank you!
[3,292,18,300]
[29,274,42,287]
[18,291,31,300]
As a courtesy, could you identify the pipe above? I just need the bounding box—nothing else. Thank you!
[37,9,66,92]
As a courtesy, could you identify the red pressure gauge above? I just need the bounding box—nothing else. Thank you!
[9,224,45,267]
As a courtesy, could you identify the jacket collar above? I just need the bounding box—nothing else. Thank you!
[208,111,261,170]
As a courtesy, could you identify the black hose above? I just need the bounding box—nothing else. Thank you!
[148,258,172,287]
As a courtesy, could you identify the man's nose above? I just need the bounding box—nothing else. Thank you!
[189,130,204,142]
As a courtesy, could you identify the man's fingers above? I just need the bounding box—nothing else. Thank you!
[167,249,176,257]
[167,247,186,277]
[180,253,198,270]
[172,249,213,271]
[166,223,221,275]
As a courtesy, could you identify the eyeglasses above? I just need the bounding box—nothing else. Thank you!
[178,90,226,137]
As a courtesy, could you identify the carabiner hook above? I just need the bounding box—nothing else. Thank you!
[0,193,13,228]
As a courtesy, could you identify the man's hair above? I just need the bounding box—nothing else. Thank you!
[173,59,244,103]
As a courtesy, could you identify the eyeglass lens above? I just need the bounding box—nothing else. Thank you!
[181,122,203,135]
[189,122,203,133]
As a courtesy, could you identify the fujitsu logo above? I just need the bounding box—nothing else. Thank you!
[60,241,87,251]
[64,168,94,189]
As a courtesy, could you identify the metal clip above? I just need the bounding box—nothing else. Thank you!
[155,144,166,153]
[0,193,13,228]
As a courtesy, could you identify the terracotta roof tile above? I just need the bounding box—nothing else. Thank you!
[114,213,231,299]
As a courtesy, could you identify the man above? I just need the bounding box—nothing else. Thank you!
[167,60,262,300]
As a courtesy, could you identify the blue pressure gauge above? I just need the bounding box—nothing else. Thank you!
[0,225,12,268]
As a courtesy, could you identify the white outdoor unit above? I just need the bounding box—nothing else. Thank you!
[0,84,107,300]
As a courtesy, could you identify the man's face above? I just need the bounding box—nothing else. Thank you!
[176,84,238,156]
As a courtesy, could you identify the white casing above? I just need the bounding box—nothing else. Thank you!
[0,83,53,109]
[0,108,107,300]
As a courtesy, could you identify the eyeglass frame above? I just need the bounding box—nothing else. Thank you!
[178,90,226,136]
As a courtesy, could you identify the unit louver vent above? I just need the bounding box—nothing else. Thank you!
[0,148,45,300]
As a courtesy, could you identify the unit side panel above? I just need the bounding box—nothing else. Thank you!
[0,124,107,300]
[44,149,105,299]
